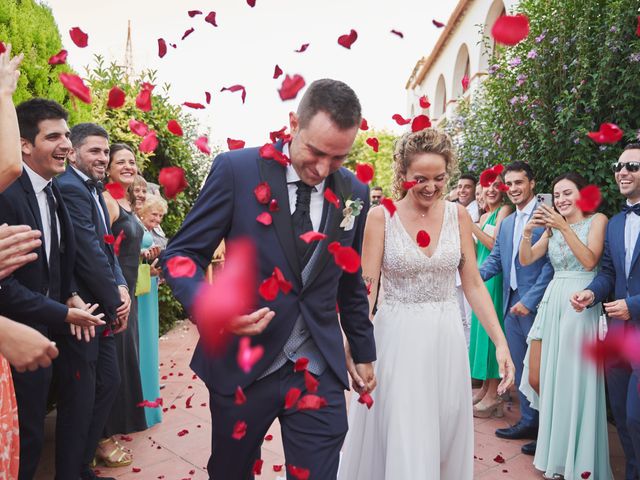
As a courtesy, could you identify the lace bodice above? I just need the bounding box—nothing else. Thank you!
[381,201,461,304]
[548,216,594,272]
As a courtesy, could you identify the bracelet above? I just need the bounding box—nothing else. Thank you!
[522,234,532,240]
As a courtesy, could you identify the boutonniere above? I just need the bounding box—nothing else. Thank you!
[340,198,363,231]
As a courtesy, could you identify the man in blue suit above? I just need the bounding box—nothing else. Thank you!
[163,79,376,479]
[572,143,640,480]
[479,161,553,456]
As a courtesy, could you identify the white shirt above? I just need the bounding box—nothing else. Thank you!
[283,144,325,231]
[23,163,60,264]
[510,196,537,290]
[465,200,480,223]
[625,201,640,278]
[71,166,108,230]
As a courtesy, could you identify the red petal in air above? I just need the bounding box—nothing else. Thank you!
[581,472,592,479]
[300,231,327,244]
[432,19,445,28]
[324,187,340,209]
[0,42,5,54]
[356,163,375,184]
[183,101,205,109]
[135,82,154,112]
[264,434,273,441]
[358,391,374,409]
[419,95,431,109]
[167,119,183,136]
[411,114,432,132]
[205,91,212,104]
[360,118,369,130]
[278,74,306,101]
[254,182,271,204]
[587,123,624,144]
[390,29,404,38]
[416,230,431,247]
[139,131,158,154]
[575,185,601,212]
[273,465,283,472]
[195,136,211,155]
[252,459,263,475]
[365,137,379,152]
[113,230,126,256]
[103,234,115,244]
[273,64,283,79]
[227,138,245,150]
[304,370,319,393]
[328,241,340,254]
[128,118,149,137]
[493,164,505,174]
[159,166,188,199]
[231,420,247,440]
[392,113,411,125]
[479,168,499,187]
[188,10,202,17]
[284,387,302,409]
[158,38,167,58]
[59,73,91,103]
[269,199,279,212]
[497,183,510,192]
[403,180,418,190]
[287,465,310,480]
[259,143,289,167]
[269,126,289,143]
[381,197,396,216]
[247,0,256,6]
[182,27,195,40]
[69,27,88,47]
[332,245,361,273]
[48,49,67,65]
[166,256,197,278]
[294,43,309,53]
[297,394,328,410]
[221,84,247,104]
[258,276,279,301]
[107,86,126,109]
[491,14,530,46]
[105,182,126,199]
[294,357,309,372]
[237,336,264,373]
[235,386,247,405]
[256,212,272,225]
[137,397,163,408]
[493,454,505,464]
[205,11,218,26]
[273,267,292,294]
[337,29,358,49]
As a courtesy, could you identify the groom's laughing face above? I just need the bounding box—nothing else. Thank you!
[288,110,359,186]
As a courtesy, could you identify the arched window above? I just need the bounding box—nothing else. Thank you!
[452,44,470,98]
[480,0,506,72]
[433,75,447,119]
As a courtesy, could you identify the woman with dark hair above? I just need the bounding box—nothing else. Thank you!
[519,172,612,479]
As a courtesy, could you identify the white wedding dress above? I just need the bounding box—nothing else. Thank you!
[339,201,474,480]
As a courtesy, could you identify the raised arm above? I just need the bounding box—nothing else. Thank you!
[360,206,385,319]
[472,205,512,250]
[519,209,550,266]
[0,46,23,192]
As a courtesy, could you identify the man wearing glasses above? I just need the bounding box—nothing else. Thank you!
[572,143,640,480]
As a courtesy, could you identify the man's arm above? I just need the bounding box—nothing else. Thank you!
[479,222,504,281]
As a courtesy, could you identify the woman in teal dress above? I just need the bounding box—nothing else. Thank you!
[469,175,512,417]
[519,172,612,480]
[136,193,168,428]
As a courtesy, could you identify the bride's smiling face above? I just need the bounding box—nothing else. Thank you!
[405,153,448,207]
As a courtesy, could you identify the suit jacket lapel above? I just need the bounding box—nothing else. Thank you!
[19,173,45,234]
[503,214,515,271]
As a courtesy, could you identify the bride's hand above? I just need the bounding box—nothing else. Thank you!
[496,345,515,396]
[345,342,367,393]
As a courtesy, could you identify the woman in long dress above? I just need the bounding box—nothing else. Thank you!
[519,172,612,480]
[339,128,515,480]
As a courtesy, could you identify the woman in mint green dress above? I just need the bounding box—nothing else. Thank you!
[519,173,612,480]
[469,177,512,417]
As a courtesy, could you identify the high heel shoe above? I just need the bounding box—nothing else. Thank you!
[473,398,504,418]
[472,389,487,405]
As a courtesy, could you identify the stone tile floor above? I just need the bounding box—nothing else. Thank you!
[36,321,626,479]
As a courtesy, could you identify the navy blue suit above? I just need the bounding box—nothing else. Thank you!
[480,204,554,428]
[55,166,125,478]
[0,170,76,480]
[586,211,640,480]
[163,145,376,479]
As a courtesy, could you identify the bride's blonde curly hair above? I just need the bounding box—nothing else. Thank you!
[391,128,457,200]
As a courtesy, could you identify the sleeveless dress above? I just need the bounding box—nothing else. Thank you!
[339,201,473,480]
[469,208,505,379]
[137,229,162,428]
[521,217,613,479]
[104,206,148,435]
[0,355,19,479]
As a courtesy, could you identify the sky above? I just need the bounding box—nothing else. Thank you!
[44,0,458,149]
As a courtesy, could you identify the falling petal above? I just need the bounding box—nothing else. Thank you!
[337,29,358,49]
[69,27,88,47]
[158,166,188,199]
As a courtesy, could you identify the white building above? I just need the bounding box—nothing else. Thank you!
[406,0,518,124]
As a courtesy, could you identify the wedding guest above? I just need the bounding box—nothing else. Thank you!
[476,183,485,216]
[519,172,611,479]
[469,175,512,417]
[370,185,383,206]
[129,174,147,217]
[572,144,640,480]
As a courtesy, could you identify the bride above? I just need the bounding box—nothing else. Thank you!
[339,128,515,479]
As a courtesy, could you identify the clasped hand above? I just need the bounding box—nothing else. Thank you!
[344,342,377,395]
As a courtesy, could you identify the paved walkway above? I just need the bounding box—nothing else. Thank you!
[36,321,626,479]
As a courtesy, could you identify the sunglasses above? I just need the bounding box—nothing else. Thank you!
[612,161,640,173]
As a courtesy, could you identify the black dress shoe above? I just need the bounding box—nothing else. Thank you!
[495,422,538,440]
[521,440,536,456]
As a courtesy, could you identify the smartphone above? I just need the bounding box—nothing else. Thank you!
[536,193,553,208]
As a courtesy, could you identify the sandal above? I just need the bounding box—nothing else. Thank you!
[95,438,133,468]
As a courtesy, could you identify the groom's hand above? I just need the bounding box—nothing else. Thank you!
[354,363,376,394]
[227,307,275,335]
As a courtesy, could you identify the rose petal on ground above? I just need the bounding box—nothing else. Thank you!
[159,166,188,199]
[69,27,88,47]
[107,86,126,109]
[493,454,505,463]
[185,393,194,408]
[491,14,530,46]
[177,429,189,437]
[166,256,197,278]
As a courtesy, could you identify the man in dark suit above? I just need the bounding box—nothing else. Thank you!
[55,122,131,480]
[0,98,105,480]
[572,143,640,480]
[163,79,377,479]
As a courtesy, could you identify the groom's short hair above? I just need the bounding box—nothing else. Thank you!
[297,79,361,130]
[504,160,535,181]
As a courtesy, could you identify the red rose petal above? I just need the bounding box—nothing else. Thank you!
[273,64,283,79]
[264,434,273,441]
[337,29,358,49]
[195,136,211,155]
[288,465,310,480]
[273,465,283,472]
[105,182,126,199]
[304,370,319,393]
[135,82,154,112]
[269,199,279,212]
[461,75,470,92]
[48,49,67,65]
[403,180,418,190]
[258,276,279,301]
[294,43,309,53]
[183,101,205,109]
[358,391,374,409]
[159,166,188,199]
[273,267,292,294]
[107,86,126,109]
[256,212,272,225]
[323,187,340,209]
[232,420,247,440]
[0,42,5,54]
[69,27,88,47]
[113,230,125,257]
[432,19,445,28]
[185,393,194,408]
[269,126,290,144]
[59,73,91,104]
[188,9,202,17]
[299,231,327,244]
[390,29,404,38]
[284,387,302,409]
[332,246,361,273]
[356,163,375,184]
[128,119,149,137]
[177,429,189,437]
[253,182,272,204]
[575,185,601,212]
[181,27,195,40]
[278,74,306,101]
[167,119,183,136]
[205,11,218,26]
[252,459,263,475]
[294,357,309,372]
[297,394,328,410]
[419,95,431,109]
[493,454,505,463]
[166,256,197,278]
[392,113,411,125]
[235,386,247,405]
[237,337,264,374]
[221,84,247,104]
[365,137,379,153]
[139,131,158,153]
[581,472,591,479]
[411,114,432,132]
[381,197,396,216]
[103,233,115,244]
[416,230,431,247]
[158,38,167,58]
[587,123,624,144]
[205,91,212,104]
[360,118,369,130]
[497,183,510,192]
[131,467,141,473]
[227,138,245,150]
[491,14,530,46]
[493,164,505,174]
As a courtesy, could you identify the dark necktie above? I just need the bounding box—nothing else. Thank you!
[44,182,61,301]
[292,181,314,264]
[622,203,640,216]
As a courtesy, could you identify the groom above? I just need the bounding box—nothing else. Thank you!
[479,161,553,456]
[163,79,376,479]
